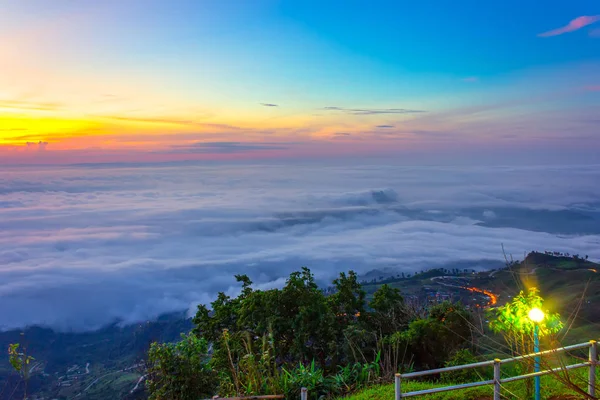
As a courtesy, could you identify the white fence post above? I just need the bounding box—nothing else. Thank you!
[300,386,308,400]
[590,340,597,397]
[493,358,501,400]
[395,373,402,400]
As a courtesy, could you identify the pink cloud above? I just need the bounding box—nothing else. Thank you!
[538,15,600,37]
[462,77,479,82]
[584,85,600,91]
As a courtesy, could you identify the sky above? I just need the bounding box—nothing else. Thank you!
[1,0,599,165]
[2,163,600,330]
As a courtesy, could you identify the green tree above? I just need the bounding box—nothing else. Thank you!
[441,349,482,383]
[368,284,408,335]
[8,343,35,400]
[274,267,336,366]
[192,267,338,396]
[402,302,473,369]
[487,288,562,398]
[182,268,478,397]
[146,333,217,400]
[329,271,366,323]
[488,287,562,357]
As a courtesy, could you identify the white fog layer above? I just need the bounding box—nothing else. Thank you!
[1,162,600,331]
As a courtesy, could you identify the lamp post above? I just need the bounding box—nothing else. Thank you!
[528,307,545,400]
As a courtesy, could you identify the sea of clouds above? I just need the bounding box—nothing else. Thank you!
[1,162,600,331]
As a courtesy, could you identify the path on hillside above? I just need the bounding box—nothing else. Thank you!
[73,363,144,398]
[131,374,147,394]
[430,276,468,288]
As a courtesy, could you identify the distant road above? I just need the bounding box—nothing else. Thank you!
[430,276,467,288]
[74,363,143,398]
[131,374,147,393]
[430,276,497,306]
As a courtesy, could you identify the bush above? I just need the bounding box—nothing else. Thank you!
[441,349,486,383]
[328,353,382,396]
[146,333,217,400]
[281,360,329,399]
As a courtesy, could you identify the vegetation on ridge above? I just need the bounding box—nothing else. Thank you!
[147,268,475,398]
[3,251,599,399]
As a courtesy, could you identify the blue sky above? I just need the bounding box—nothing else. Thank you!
[274,0,598,74]
[0,0,598,164]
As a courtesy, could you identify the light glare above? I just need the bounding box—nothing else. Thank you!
[529,307,545,323]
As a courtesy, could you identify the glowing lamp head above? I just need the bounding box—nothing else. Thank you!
[528,307,545,323]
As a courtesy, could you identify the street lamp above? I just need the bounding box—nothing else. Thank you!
[529,307,545,400]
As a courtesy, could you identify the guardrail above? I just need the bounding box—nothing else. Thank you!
[395,340,598,399]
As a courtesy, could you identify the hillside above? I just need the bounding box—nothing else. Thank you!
[360,251,599,343]
[0,313,191,400]
[1,252,598,399]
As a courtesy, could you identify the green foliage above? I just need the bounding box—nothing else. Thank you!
[328,352,382,395]
[146,333,217,400]
[488,287,562,337]
[440,349,484,383]
[194,268,338,370]
[278,355,382,399]
[342,366,599,400]
[218,330,285,396]
[8,343,35,399]
[329,271,366,324]
[183,268,473,398]
[487,288,563,399]
[281,360,327,399]
[275,268,336,365]
[401,302,473,370]
[367,284,408,335]
[488,287,563,356]
[8,343,34,377]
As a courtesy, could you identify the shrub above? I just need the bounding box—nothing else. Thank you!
[441,349,485,383]
[146,333,217,400]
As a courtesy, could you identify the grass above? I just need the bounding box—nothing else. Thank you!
[341,367,598,399]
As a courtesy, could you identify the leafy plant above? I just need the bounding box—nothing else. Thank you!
[401,302,473,370]
[281,360,327,399]
[487,287,563,398]
[164,268,475,399]
[8,343,35,400]
[146,333,217,400]
[441,349,484,383]
[488,287,563,356]
[220,329,284,397]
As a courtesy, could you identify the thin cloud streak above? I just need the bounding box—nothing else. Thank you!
[160,141,289,154]
[538,15,600,37]
[322,107,426,115]
[0,100,61,111]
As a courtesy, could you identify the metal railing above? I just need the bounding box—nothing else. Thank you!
[395,340,598,399]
